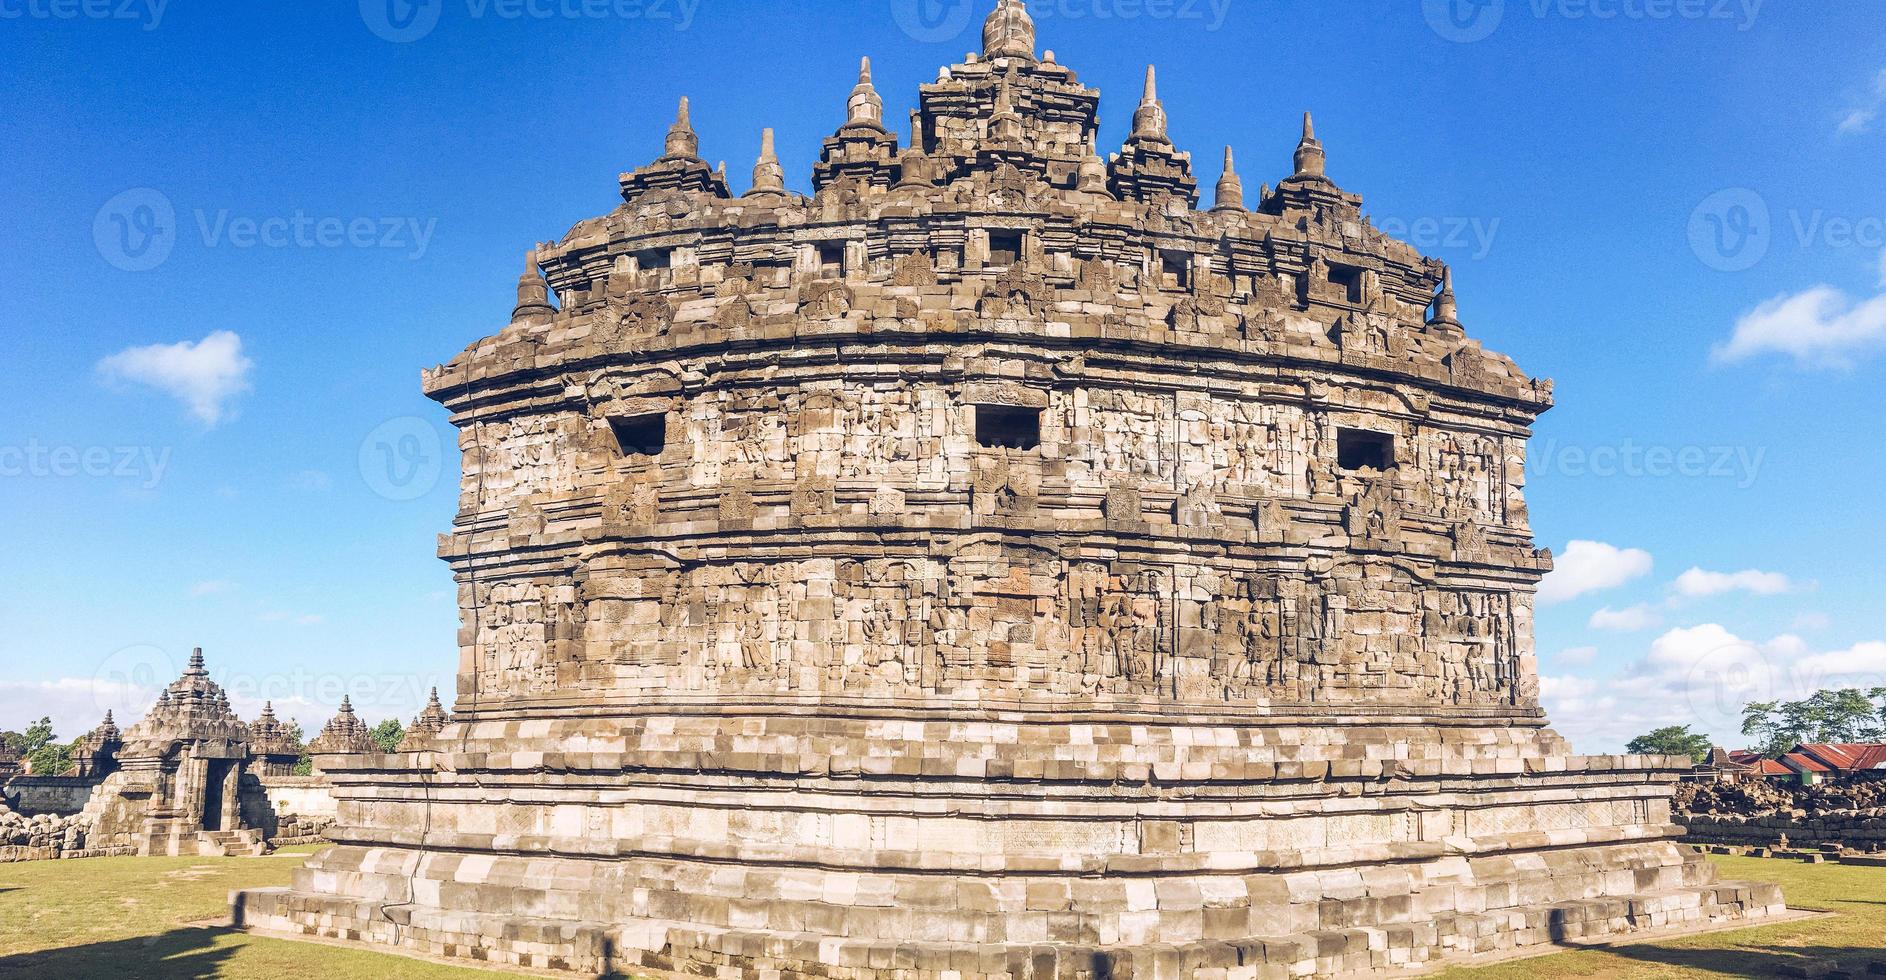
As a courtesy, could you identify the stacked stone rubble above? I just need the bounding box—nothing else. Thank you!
[238,4,1784,976]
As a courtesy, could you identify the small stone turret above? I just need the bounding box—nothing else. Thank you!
[982,0,1036,62]
[1292,110,1326,180]
[815,59,901,192]
[398,688,452,751]
[619,97,732,204]
[511,249,555,325]
[1108,65,1196,206]
[72,710,123,779]
[307,697,375,758]
[1212,146,1244,213]
[1427,268,1466,340]
[746,128,789,199]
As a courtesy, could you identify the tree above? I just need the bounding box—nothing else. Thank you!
[1742,689,1886,756]
[4,717,71,775]
[369,719,405,754]
[1626,725,1714,764]
[287,721,314,776]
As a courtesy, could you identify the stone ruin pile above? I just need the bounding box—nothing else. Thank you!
[238,3,1785,976]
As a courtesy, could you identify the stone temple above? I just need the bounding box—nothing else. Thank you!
[240,3,1784,975]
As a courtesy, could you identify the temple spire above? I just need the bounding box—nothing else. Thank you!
[664,97,701,161]
[982,0,1036,62]
[1212,146,1244,212]
[186,647,206,677]
[512,249,555,323]
[1292,110,1326,179]
[989,77,1023,143]
[1130,66,1169,142]
[1429,268,1462,328]
[847,57,884,129]
[747,128,787,197]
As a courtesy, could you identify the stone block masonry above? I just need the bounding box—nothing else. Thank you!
[236,2,1784,975]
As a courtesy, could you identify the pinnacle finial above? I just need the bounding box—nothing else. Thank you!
[1130,65,1169,142]
[1293,109,1326,179]
[104,710,114,724]
[339,695,354,712]
[428,687,442,707]
[1431,268,1461,326]
[846,55,884,128]
[512,248,554,323]
[989,77,1023,142]
[187,647,206,676]
[747,128,787,197]
[664,96,701,160]
[982,0,1037,62]
[1213,145,1244,212]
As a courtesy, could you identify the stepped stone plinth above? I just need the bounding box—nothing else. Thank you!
[237,3,1784,975]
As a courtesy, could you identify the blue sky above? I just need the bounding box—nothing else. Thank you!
[1,0,1883,751]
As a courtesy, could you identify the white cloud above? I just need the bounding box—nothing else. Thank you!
[1554,646,1600,666]
[188,580,235,597]
[1715,285,1886,369]
[1837,68,1886,136]
[1590,604,1662,632]
[1540,622,1886,754]
[1792,611,1831,632]
[97,330,253,425]
[1672,567,1794,598]
[0,677,155,744]
[1537,540,1653,605]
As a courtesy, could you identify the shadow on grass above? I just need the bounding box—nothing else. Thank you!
[0,927,237,979]
[1607,941,1886,978]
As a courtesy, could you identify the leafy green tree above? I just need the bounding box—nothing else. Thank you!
[5,718,72,775]
[287,721,314,776]
[1742,689,1886,756]
[1626,725,1714,764]
[369,719,405,753]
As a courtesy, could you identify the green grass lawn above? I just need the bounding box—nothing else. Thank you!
[0,846,499,979]
[1,850,1880,979]
[1440,856,1886,979]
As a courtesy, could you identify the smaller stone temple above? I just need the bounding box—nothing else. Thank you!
[72,649,289,856]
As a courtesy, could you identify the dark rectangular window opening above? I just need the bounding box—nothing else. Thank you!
[1327,264,1363,303]
[1160,251,1191,290]
[818,241,847,278]
[1337,428,1395,472]
[609,413,667,458]
[636,247,672,271]
[988,231,1024,269]
[976,405,1041,451]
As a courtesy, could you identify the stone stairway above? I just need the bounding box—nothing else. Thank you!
[197,829,269,858]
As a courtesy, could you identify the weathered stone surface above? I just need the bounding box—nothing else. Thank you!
[237,3,1781,975]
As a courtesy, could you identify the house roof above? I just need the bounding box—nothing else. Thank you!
[1755,760,1793,776]
[1781,752,1832,774]
[1794,743,1886,772]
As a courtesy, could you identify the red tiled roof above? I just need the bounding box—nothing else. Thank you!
[1792,743,1886,772]
[1756,760,1793,776]
[1782,752,1832,774]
